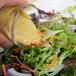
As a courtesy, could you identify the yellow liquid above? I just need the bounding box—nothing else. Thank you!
[0,7,41,46]
[15,11,41,46]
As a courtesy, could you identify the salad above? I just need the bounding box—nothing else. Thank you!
[0,5,76,76]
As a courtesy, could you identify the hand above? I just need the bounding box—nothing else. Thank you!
[0,0,27,8]
[0,0,28,48]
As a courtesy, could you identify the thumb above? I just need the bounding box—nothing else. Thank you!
[0,32,13,48]
[5,0,28,6]
[0,0,28,8]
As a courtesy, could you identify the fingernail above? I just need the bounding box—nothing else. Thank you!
[2,41,13,48]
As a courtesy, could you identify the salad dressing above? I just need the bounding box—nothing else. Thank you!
[15,11,41,46]
[0,7,41,46]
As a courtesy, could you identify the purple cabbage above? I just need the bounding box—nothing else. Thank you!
[68,25,76,30]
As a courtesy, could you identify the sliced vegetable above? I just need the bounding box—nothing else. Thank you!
[7,68,32,76]
[48,51,57,69]
[38,30,42,37]
[68,25,76,30]
[41,26,63,40]
[11,55,38,74]
[0,5,76,76]
[12,48,23,51]
[71,45,76,48]
[43,31,48,34]
[2,64,7,76]
[31,39,46,48]
[0,47,4,53]
[49,33,56,42]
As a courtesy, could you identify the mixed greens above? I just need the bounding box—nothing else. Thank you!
[0,5,76,76]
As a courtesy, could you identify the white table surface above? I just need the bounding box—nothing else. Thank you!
[33,0,76,12]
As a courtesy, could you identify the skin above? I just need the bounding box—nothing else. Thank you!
[0,0,28,48]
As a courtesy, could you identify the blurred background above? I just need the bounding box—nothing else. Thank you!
[33,0,76,12]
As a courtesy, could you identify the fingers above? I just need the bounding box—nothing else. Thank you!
[0,0,28,8]
[5,0,28,6]
[0,0,5,8]
[0,32,13,48]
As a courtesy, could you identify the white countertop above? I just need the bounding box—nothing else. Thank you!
[33,0,76,12]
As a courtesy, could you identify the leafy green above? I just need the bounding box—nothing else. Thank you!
[41,26,63,40]
[20,25,76,75]
[0,48,13,66]
[19,7,76,75]
[0,5,76,76]
[58,47,76,65]
[56,68,76,76]
[65,5,76,12]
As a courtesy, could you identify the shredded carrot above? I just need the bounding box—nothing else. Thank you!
[2,64,7,76]
[20,65,38,74]
[11,55,38,74]
[31,41,42,46]
[12,48,23,51]
[71,45,76,48]
[11,55,23,65]
[48,51,57,69]
[31,39,46,48]
[38,30,42,37]
[65,44,76,48]
[13,62,37,74]
[49,33,56,42]
[41,39,46,42]
[31,42,42,48]
[43,31,48,34]
[13,63,20,66]
[32,45,36,48]
[31,29,46,48]
[36,41,42,45]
